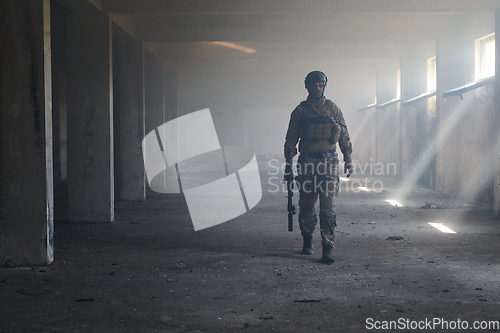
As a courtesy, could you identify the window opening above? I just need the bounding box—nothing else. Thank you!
[475,33,495,80]
[427,56,436,92]
[397,70,401,98]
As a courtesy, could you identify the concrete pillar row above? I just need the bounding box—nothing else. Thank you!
[113,37,146,202]
[0,0,54,266]
[67,12,114,222]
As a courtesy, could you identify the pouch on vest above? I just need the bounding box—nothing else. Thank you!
[330,122,341,144]
[304,116,340,144]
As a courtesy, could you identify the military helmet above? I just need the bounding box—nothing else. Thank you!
[304,71,328,88]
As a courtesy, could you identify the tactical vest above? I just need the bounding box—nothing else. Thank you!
[299,101,341,144]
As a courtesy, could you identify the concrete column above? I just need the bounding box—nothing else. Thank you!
[113,36,145,202]
[435,38,472,197]
[51,0,68,183]
[494,9,500,216]
[375,60,399,165]
[144,51,165,190]
[67,13,114,222]
[0,0,54,266]
[145,51,165,135]
[164,65,179,122]
[400,54,428,181]
[435,39,459,197]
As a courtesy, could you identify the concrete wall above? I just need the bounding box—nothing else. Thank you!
[375,103,400,178]
[436,39,469,196]
[436,13,493,198]
[353,58,400,179]
[354,107,376,166]
[432,82,495,204]
[66,12,114,222]
[113,25,145,202]
[398,13,495,202]
[456,85,495,205]
[442,11,495,203]
[175,58,377,163]
[402,96,437,190]
[495,10,500,216]
[400,45,433,185]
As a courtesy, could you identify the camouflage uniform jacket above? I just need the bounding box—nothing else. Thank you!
[284,96,353,158]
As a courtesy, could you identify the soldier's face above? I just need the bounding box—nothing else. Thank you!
[307,82,325,97]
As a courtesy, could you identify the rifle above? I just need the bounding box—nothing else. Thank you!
[284,154,295,232]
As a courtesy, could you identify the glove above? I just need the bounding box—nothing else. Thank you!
[344,156,354,178]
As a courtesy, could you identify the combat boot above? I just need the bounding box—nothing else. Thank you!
[301,232,313,254]
[321,245,334,263]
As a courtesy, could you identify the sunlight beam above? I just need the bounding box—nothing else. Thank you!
[394,97,474,203]
[385,199,403,207]
[428,222,456,234]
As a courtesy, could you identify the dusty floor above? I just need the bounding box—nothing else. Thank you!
[1,173,500,332]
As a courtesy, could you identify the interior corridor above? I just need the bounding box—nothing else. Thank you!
[2,0,500,331]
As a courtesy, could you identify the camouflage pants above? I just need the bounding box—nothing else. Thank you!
[297,155,339,247]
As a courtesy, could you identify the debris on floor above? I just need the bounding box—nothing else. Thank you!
[75,298,95,302]
[386,236,404,241]
[421,203,438,209]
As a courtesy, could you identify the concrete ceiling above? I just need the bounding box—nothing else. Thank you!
[134,12,464,42]
[64,0,500,59]
[102,0,500,14]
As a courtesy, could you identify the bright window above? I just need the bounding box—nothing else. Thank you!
[396,70,401,98]
[475,33,495,80]
[427,56,436,92]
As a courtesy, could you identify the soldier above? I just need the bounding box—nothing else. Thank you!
[284,71,353,263]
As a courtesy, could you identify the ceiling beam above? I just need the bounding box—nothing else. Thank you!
[111,14,138,39]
